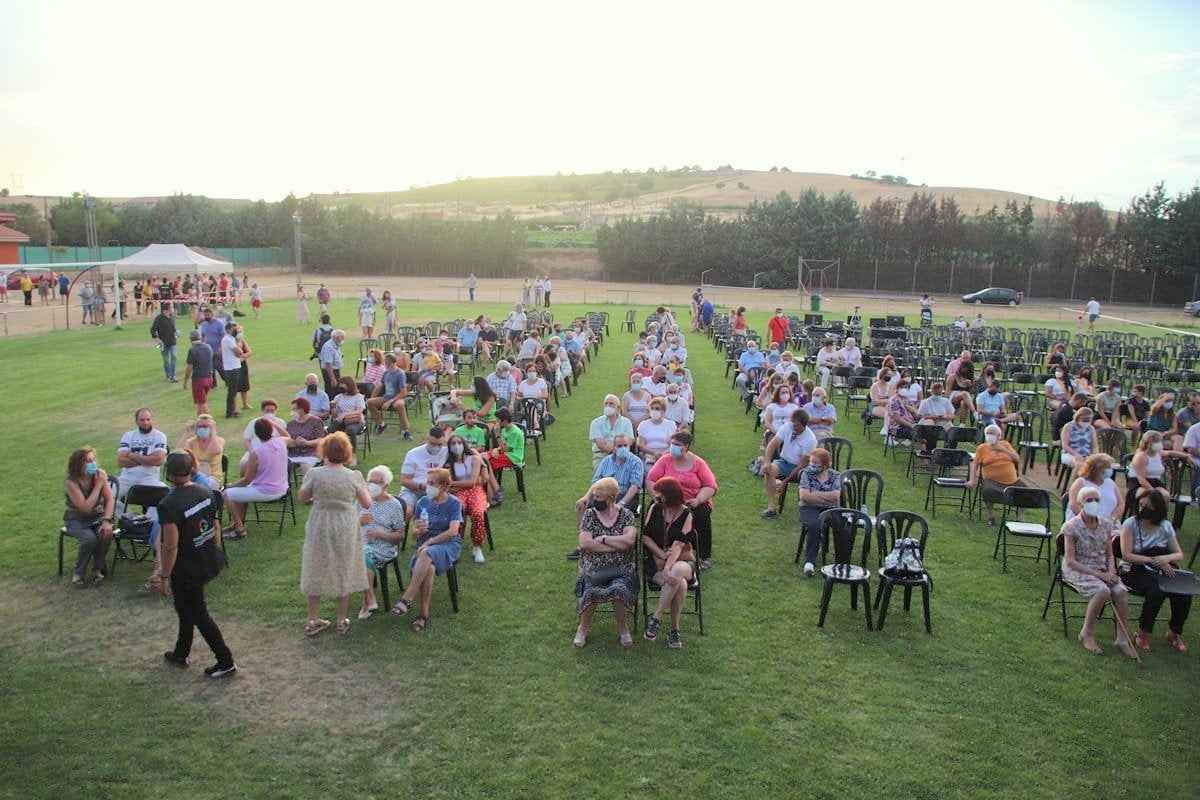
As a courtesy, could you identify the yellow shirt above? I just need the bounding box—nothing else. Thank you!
[975,441,1020,484]
[20,277,32,291]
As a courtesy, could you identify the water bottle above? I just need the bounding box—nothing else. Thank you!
[420,508,430,533]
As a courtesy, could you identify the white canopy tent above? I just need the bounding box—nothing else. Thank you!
[112,244,232,327]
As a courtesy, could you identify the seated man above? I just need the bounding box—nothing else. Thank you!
[295,373,331,422]
[366,353,412,439]
[735,340,766,389]
[485,360,518,415]
[802,387,838,441]
[836,337,863,370]
[975,380,1020,432]
[917,381,956,430]
[453,408,488,450]
[116,408,168,505]
[573,432,643,544]
[645,365,670,398]
[661,334,687,366]
[456,320,480,358]
[399,427,450,515]
[517,330,542,365]
[484,408,525,506]
[761,408,817,518]
[590,394,635,469]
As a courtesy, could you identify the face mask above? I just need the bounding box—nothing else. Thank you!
[985,434,998,445]
[1164,401,1174,410]
[1152,442,1164,453]
[673,375,684,383]
[631,382,642,392]
[85,462,98,475]
[779,393,790,403]
[807,463,824,474]
[813,397,825,406]
[670,444,684,458]
[633,359,644,367]
[604,405,617,417]
[197,426,212,439]
[593,499,609,512]
[1081,500,1101,517]
[306,385,318,393]
[667,394,679,401]
[747,346,757,353]
[1079,417,1093,426]
[527,372,537,380]
[426,444,441,455]
[426,485,442,499]
[776,312,784,318]
[367,483,384,499]
[263,411,276,420]
[1138,506,1155,520]
[614,446,630,460]
[1055,371,1064,379]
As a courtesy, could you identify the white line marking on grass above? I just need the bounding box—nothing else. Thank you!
[1058,309,1200,338]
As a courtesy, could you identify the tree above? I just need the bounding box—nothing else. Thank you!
[50,197,119,246]
[3,202,49,245]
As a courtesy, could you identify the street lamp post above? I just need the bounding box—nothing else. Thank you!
[291,212,303,287]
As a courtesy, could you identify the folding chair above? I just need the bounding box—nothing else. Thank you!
[251,486,297,536]
[922,448,972,518]
[992,485,1054,573]
[110,484,170,575]
[639,537,704,635]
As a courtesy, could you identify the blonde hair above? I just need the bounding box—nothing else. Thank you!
[590,476,619,501]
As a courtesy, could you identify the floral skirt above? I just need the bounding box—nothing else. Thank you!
[575,572,637,614]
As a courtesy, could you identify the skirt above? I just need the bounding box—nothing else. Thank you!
[409,536,462,575]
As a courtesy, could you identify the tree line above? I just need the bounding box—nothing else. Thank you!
[596,183,1200,287]
[3,194,526,277]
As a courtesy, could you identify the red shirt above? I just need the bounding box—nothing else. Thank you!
[767,315,790,345]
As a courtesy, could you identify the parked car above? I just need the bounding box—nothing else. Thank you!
[1185,299,1200,317]
[5,268,59,290]
[961,287,1021,306]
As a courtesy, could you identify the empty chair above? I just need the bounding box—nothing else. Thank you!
[923,448,972,518]
[992,486,1055,573]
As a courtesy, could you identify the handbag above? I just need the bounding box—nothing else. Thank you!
[117,513,155,541]
[586,564,625,587]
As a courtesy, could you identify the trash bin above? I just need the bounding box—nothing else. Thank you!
[810,294,822,312]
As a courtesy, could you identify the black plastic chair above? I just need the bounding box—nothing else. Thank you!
[905,424,943,482]
[840,469,884,524]
[819,437,854,471]
[816,508,874,630]
[992,485,1054,573]
[1017,410,1052,475]
[873,511,932,633]
[251,486,297,536]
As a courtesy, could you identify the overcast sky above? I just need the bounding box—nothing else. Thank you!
[2,0,1197,210]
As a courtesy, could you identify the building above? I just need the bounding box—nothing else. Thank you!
[0,213,30,264]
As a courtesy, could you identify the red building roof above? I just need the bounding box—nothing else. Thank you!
[0,224,30,243]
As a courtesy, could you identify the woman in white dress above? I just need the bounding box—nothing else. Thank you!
[296,285,311,324]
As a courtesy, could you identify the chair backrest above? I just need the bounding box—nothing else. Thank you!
[1096,427,1126,461]
[818,507,873,568]
[875,510,930,566]
[1002,485,1054,527]
[358,338,379,358]
[929,447,971,472]
[1019,409,1046,440]
[377,333,396,352]
[125,484,170,512]
[840,469,884,517]
[945,426,981,448]
[817,437,854,471]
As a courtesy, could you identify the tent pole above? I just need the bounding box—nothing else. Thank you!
[113,263,123,329]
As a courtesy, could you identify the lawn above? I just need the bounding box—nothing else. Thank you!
[0,298,1197,800]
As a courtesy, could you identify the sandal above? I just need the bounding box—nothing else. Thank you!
[644,617,660,641]
[572,631,588,649]
[1077,634,1103,655]
[337,618,351,635]
[1166,630,1189,653]
[71,576,86,590]
[91,571,105,586]
[305,618,331,636]
[390,598,412,616]
[410,615,428,633]
[618,631,634,649]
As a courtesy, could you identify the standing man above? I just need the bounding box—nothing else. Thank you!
[319,329,347,398]
[1086,297,1101,331]
[150,302,179,382]
[543,275,552,308]
[79,281,94,324]
[58,272,70,304]
[466,272,478,302]
[116,408,169,501]
[767,308,790,348]
[198,306,227,386]
[316,283,331,313]
[220,322,246,419]
[158,451,237,678]
[183,330,215,417]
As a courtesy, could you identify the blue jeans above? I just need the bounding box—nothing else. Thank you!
[161,344,177,379]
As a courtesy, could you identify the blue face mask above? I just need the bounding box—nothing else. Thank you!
[631,383,642,392]
[614,446,630,460]
[85,462,98,476]
[1103,468,1114,480]
[670,444,684,458]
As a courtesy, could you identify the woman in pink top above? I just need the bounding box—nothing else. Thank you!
[224,417,290,538]
[646,431,717,571]
[362,348,385,390]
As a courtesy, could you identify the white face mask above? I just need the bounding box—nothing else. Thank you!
[604,405,617,417]
[1152,442,1164,453]
[426,485,441,499]
[985,434,998,445]
[650,410,663,421]
[263,412,275,420]
[1081,500,1101,517]
[290,411,300,421]
[450,443,464,455]
[367,483,384,499]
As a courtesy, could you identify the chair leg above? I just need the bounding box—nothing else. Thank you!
[58,531,65,577]
[377,568,390,610]
[447,565,460,612]
[862,583,874,630]
[515,468,527,502]
[921,584,932,633]
[876,582,892,631]
[484,510,494,551]
[817,578,834,627]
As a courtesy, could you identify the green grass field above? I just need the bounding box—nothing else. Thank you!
[1,299,1197,799]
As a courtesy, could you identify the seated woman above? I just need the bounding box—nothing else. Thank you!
[1120,490,1191,653]
[1060,406,1098,471]
[948,365,977,424]
[1122,384,1151,433]
[224,417,289,539]
[1144,391,1176,437]
[886,378,919,443]
[389,468,463,633]
[179,414,224,487]
[1062,484,1136,658]
[572,477,639,649]
[361,348,385,396]
[637,397,677,466]
[647,431,718,571]
[796,447,841,577]
[762,383,796,440]
[628,352,653,381]
[358,465,407,621]
[1094,380,1125,432]
[1067,453,1125,523]
[755,373,785,412]
[446,434,491,564]
[286,396,326,476]
[516,362,550,418]
[416,344,444,393]
[641,477,696,649]
[1072,366,1097,398]
[451,376,499,426]
[1125,430,1180,513]
[966,424,1026,525]
[868,370,892,421]
[62,446,115,589]
[1044,342,1068,371]
[623,374,652,427]
[329,376,367,459]
[900,369,922,404]
[1045,367,1072,411]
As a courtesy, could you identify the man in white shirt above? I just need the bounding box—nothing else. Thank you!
[319,329,347,398]
[815,340,839,389]
[117,407,169,501]
[399,427,450,515]
[543,276,552,307]
[774,351,801,380]
[918,381,957,432]
[761,408,818,518]
[661,337,688,366]
[219,322,246,419]
[836,337,862,369]
[1085,297,1101,331]
[518,330,541,362]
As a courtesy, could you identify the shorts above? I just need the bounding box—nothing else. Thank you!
[224,486,285,504]
[506,329,523,342]
[252,299,262,309]
[489,452,516,470]
[191,377,213,404]
[772,458,800,478]
[1089,314,1098,322]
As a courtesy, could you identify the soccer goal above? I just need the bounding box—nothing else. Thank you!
[796,257,840,295]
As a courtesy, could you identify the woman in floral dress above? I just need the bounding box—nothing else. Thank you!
[1061,484,1136,658]
[573,477,638,649]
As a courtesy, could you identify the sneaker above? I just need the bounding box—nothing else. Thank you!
[644,617,660,641]
[163,651,189,668]
[566,548,581,561]
[760,508,777,519]
[403,430,412,440]
[472,546,485,564]
[357,608,374,621]
[204,662,239,679]
[804,561,815,577]
[378,421,388,434]
[667,629,683,649]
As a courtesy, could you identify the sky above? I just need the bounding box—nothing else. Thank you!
[1,0,1197,210]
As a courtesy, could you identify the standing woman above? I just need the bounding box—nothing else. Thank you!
[573,477,639,649]
[646,431,718,571]
[298,432,372,636]
[382,290,397,334]
[62,447,115,589]
[389,468,463,633]
[446,434,490,564]
[296,285,311,324]
[249,283,263,319]
[641,476,696,649]
[732,306,748,335]
[1061,485,1136,658]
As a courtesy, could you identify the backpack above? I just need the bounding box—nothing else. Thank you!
[312,325,333,354]
[884,537,925,577]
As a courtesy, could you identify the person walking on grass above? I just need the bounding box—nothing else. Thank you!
[1086,297,1101,331]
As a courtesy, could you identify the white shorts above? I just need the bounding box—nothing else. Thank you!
[225,486,285,504]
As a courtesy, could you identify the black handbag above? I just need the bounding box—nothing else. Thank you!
[117,513,155,541]
[586,564,625,587]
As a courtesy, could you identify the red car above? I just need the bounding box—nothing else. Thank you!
[6,268,59,290]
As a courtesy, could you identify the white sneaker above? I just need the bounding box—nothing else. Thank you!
[357,608,373,621]
[472,546,485,564]
[804,562,815,577]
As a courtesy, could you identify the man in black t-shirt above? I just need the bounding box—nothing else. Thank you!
[158,452,237,677]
